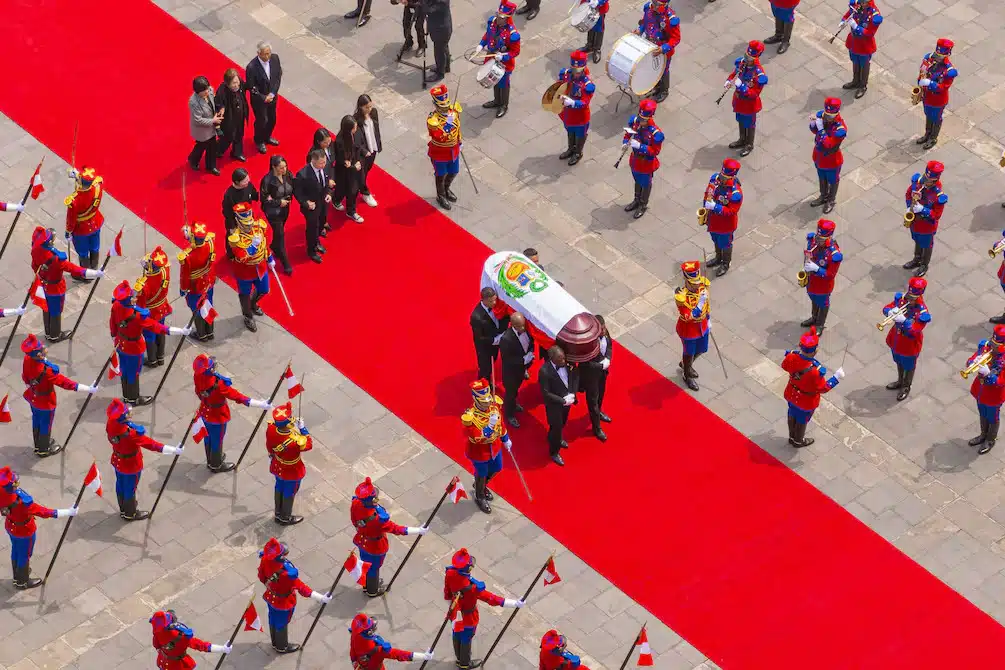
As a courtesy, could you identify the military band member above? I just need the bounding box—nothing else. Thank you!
[882,278,931,401]
[349,613,433,667]
[64,166,104,274]
[903,160,947,278]
[839,0,882,99]
[462,379,514,513]
[21,333,97,457]
[725,41,768,157]
[703,158,743,276]
[474,1,521,119]
[229,202,274,332]
[764,0,799,54]
[916,39,957,150]
[623,99,663,220]
[675,261,710,392]
[106,398,183,521]
[266,402,312,525]
[556,51,595,166]
[134,246,172,368]
[257,538,332,654]
[634,0,680,102]
[0,466,78,589]
[351,477,427,597]
[990,230,1005,325]
[808,97,846,215]
[427,85,462,211]
[782,327,844,447]
[444,548,523,668]
[967,326,1005,455]
[150,610,231,668]
[31,226,103,343]
[801,219,842,335]
[541,630,590,670]
[178,222,218,342]
[578,0,608,62]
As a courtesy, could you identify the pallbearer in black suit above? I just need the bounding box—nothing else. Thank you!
[470,287,509,381]
[539,346,578,466]
[292,149,332,265]
[246,42,283,154]
[579,314,612,441]
[499,313,535,427]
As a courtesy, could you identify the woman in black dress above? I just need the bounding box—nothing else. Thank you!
[215,68,248,161]
[353,94,382,208]
[259,155,295,275]
[332,115,365,223]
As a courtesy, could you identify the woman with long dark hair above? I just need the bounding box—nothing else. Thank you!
[259,155,295,275]
[353,94,382,208]
[333,115,365,223]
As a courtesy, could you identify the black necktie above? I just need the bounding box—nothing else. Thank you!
[316,169,323,186]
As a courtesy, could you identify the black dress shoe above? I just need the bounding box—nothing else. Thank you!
[507,416,520,428]
[188,161,199,170]
[316,244,327,254]
[495,106,507,119]
[551,453,565,466]
[515,3,529,12]
[560,439,568,449]
[232,155,246,162]
[526,8,539,19]
[599,412,612,423]
[266,138,280,146]
[515,403,524,413]
[594,429,607,442]
[309,254,323,264]
[344,8,361,18]
[427,70,445,83]
[209,168,221,176]
[358,14,371,26]
[257,143,267,154]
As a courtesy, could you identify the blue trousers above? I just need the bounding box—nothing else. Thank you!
[44,293,65,318]
[117,349,143,384]
[142,317,165,351]
[978,403,1001,423]
[115,470,140,501]
[923,104,945,123]
[892,352,918,371]
[911,231,935,249]
[275,477,301,497]
[185,287,215,313]
[472,451,503,478]
[30,406,55,437]
[808,291,830,308]
[631,170,653,188]
[453,625,477,644]
[735,113,756,129]
[433,158,460,176]
[9,533,35,568]
[564,123,589,139]
[770,4,794,22]
[682,332,709,356]
[710,232,733,250]
[359,547,386,578]
[849,52,872,67]
[816,167,840,184]
[267,603,294,630]
[787,403,814,425]
[71,230,100,257]
[204,421,227,457]
[237,274,269,297]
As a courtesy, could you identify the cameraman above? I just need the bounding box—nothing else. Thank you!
[425,0,452,82]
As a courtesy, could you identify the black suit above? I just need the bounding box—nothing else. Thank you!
[424,0,452,77]
[499,327,533,418]
[293,164,330,257]
[245,55,283,146]
[539,362,578,456]
[470,302,508,380]
[579,335,611,431]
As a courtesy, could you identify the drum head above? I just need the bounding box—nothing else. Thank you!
[631,50,665,96]
[570,3,595,30]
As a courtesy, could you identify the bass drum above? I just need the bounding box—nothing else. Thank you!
[606,34,665,96]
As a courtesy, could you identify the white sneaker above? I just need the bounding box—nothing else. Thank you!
[334,202,345,211]
[351,213,364,223]
[362,194,378,207]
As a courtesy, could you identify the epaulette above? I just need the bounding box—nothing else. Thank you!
[63,194,76,207]
[427,113,441,128]
[133,278,146,292]
[674,287,688,303]
[227,231,242,246]
[461,410,475,426]
[177,249,189,262]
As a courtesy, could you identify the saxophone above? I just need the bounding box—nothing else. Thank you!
[904,187,922,227]
[798,244,817,287]
[912,58,931,106]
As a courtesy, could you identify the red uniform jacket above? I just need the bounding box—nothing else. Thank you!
[581,0,608,14]
[480,21,520,72]
[905,176,946,236]
[194,373,250,424]
[2,492,56,538]
[998,261,1005,287]
[919,55,956,108]
[770,0,799,7]
[351,498,407,556]
[805,235,842,296]
[152,626,212,670]
[266,423,312,481]
[178,235,217,295]
[675,284,710,341]
[22,356,78,410]
[229,221,272,282]
[625,122,663,174]
[444,568,504,631]
[259,557,313,611]
[135,269,173,322]
[427,108,462,163]
[64,183,105,236]
[350,633,414,669]
[731,59,767,116]
[842,1,881,55]
[31,246,86,297]
[971,353,1005,407]
[557,70,595,128]
[110,301,169,356]
[782,351,837,411]
[638,5,681,57]
[107,418,166,475]
[810,114,846,170]
[704,177,742,235]
[462,404,508,463]
[883,297,930,358]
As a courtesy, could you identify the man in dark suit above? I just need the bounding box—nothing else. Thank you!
[293,149,331,264]
[424,0,452,83]
[499,313,534,427]
[470,287,508,380]
[246,42,283,154]
[539,346,577,466]
[578,314,612,442]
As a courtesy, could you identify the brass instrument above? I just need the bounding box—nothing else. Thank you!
[697,208,708,226]
[911,86,922,105]
[912,59,931,106]
[876,305,906,331]
[961,350,993,379]
[541,81,567,114]
[990,238,1005,258]
[1000,150,1005,169]
[904,187,921,227]
[798,244,817,287]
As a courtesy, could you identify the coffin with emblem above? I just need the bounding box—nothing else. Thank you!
[480,251,601,362]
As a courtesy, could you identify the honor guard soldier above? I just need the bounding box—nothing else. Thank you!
[903,160,947,278]
[462,379,515,514]
[134,246,172,368]
[258,538,331,654]
[1,200,25,212]
[808,97,846,215]
[556,51,596,166]
[444,548,523,668]
[800,219,842,335]
[675,262,710,392]
[266,402,313,525]
[782,327,844,448]
[21,333,97,457]
[427,85,463,211]
[702,159,743,276]
[839,0,882,98]
[64,166,104,274]
[634,0,680,102]
[622,99,664,219]
[764,0,798,54]
[915,39,957,149]
[966,326,1005,455]
[725,41,768,157]
[111,280,191,406]
[194,353,272,473]
[106,399,183,521]
[229,203,274,332]
[0,466,77,589]
[150,610,231,668]
[351,476,427,596]
[474,1,521,119]
[881,277,931,402]
[541,630,590,670]
[577,0,608,63]
[31,225,103,342]
[178,222,218,342]
[349,613,434,667]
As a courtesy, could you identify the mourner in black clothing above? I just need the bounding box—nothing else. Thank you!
[215,68,248,162]
[470,287,508,381]
[425,0,452,82]
[578,314,612,442]
[307,128,337,236]
[539,346,578,467]
[245,42,283,153]
[260,155,295,275]
[354,95,382,208]
[392,0,427,54]
[222,168,259,258]
[332,115,366,223]
[344,0,374,28]
[293,149,332,265]
[499,313,535,427]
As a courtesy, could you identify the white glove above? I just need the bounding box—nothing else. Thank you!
[446,112,456,126]
[703,200,715,209]
[623,127,636,135]
[911,203,924,213]
[562,96,575,107]
[601,357,611,370]
[893,312,907,324]
[248,398,272,410]
[589,0,599,6]
[848,19,858,30]
[407,526,429,535]
[310,591,332,604]
[162,445,184,456]
[492,334,503,345]
[523,351,534,364]
[815,118,824,131]
[919,78,931,87]
[67,168,79,180]
[804,261,820,272]
[630,139,642,150]
[252,234,263,247]
[473,45,484,56]
[5,202,24,212]
[295,418,306,431]
[6,305,27,316]
[697,292,708,310]
[168,326,193,336]
[978,364,992,376]
[210,645,232,654]
[413,652,434,661]
[837,19,846,29]
[723,80,733,89]
[503,598,525,608]
[834,367,846,380]
[56,507,78,517]
[494,53,504,61]
[84,269,103,279]
[76,383,98,394]
[269,259,276,269]
[563,393,575,406]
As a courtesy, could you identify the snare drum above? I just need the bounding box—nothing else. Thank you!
[476,60,506,89]
[606,34,665,96]
[570,3,599,33]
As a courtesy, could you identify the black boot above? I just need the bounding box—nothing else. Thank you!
[706,248,723,268]
[915,246,933,278]
[271,626,301,654]
[457,639,482,668]
[496,86,509,118]
[979,421,999,455]
[365,572,386,597]
[787,415,798,446]
[251,294,264,317]
[435,175,451,211]
[45,314,69,343]
[569,135,586,166]
[123,378,153,407]
[121,497,150,521]
[273,490,284,523]
[34,427,64,457]
[990,312,1005,325]
[716,247,732,277]
[778,20,793,54]
[474,476,492,514]
[800,304,819,328]
[155,334,166,366]
[740,127,755,157]
[559,132,575,160]
[681,355,699,391]
[279,491,303,525]
[897,368,914,402]
[444,173,459,202]
[822,180,838,214]
[144,345,157,369]
[483,85,500,109]
[969,417,989,447]
[483,473,496,501]
[856,61,870,98]
[917,118,933,145]
[634,185,651,219]
[624,183,642,212]
[886,364,905,391]
[763,17,784,44]
[793,421,815,448]
[13,562,42,590]
[729,125,746,150]
[814,306,829,334]
[239,294,256,332]
[207,444,236,473]
[809,177,827,207]
[903,243,923,270]
[923,121,941,150]
[843,62,861,90]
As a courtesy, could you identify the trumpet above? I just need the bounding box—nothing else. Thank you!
[697,208,708,226]
[876,305,906,331]
[961,350,993,379]
[990,238,1005,258]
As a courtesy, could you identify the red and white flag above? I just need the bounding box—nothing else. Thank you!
[108,350,121,380]
[242,602,264,632]
[543,557,561,586]
[29,161,44,200]
[446,477,468,504]
[192,416,209,443]
[636,628,653,666]
[0,394,11,423]
[344,551,371,587]
[284,365,304,399]
[30,276,47,312]
[197,295,218,325]
[83,461,103,498]
[108,229,124,257]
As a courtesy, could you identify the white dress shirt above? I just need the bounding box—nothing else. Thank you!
[362,117,378,153]
[555,363,569,388]
[259,57,271,80]
[599,336,608,357]
[315,167,325,186]
[517,329,530,352]
[483,303,498,326]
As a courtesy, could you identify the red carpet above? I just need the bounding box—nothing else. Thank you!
[4,1,1004,666]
